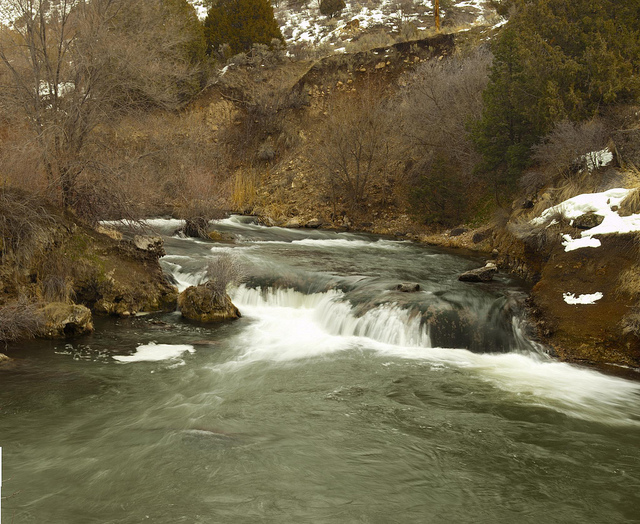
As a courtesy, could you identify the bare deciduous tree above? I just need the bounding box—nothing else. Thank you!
[0,0,205,211]
[397,48,492,225]
[316,89,394,212]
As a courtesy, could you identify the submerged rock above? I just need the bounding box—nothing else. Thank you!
[396,282,421,292]
[178,284,241,323]
[41,303,94,338]
[0,353,13,366]
[459,263,497,283]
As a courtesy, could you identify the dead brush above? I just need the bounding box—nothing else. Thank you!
[0,187,55,270]
[204,254,244,302]
[0,298,45,343]
[507,209,564,251]
[621,307,640,338]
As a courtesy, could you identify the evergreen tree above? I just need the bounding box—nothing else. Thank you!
[474,0,640,190]
[319,0,345,19]
[204,0,284,56]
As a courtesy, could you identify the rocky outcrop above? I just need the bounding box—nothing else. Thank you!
[0,353,13,366]
[40,303,94,338]
[283,217,301,228]
[458,263,497,282]
[573,213,604,230]
[133,235,165,258]
[178,284,241,323]
[72,230,178,317]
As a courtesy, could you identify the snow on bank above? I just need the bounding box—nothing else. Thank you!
[561,234,601,251]
[531,187,640,251]
[563,292,603,305]
[113,343,195,363]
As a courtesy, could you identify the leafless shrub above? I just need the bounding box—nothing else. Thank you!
[315,87,395,212]
[532,119,609,180]
[519,170,549,196]
[0,188,55,269]
[204,254,244,301]
[0,299,45,343]
[397,47,491,225]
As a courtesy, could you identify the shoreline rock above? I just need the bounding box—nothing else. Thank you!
[458,263,497,283]
[40,303,94,338]
[178,284,241,323]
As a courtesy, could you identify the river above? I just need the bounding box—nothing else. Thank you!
[1,216,639,523]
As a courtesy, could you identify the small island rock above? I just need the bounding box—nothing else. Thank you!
[178,284,241,323]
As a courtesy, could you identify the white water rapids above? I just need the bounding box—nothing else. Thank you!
[152,216,640,427]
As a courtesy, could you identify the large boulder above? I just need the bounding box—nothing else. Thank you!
[40,303,94,338]
[178,284,241,323]
[459,263,497,283]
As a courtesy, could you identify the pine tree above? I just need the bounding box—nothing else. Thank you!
[319,0,345,19]
[204,0,284,56]
[474,0,640,190]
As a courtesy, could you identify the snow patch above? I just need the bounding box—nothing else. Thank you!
[561,234,601,252]
[531,188,640,251]
[563,292,603,305]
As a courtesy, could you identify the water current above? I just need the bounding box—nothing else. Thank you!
[1,216,640,523]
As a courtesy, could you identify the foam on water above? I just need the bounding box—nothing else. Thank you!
[113,343,195,363]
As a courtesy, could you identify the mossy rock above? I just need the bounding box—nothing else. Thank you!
[178,284,241,323]
[40,302,94,338]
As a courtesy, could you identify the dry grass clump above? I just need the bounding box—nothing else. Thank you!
[233,169,261,213]
[619,188,640,217]
[345,30,395,53]
[616,265,640,299]
[621,309,640,337]
[507,208,565,251]
[0,299,45,343]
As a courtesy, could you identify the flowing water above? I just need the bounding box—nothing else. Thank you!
[2,217,640,523]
